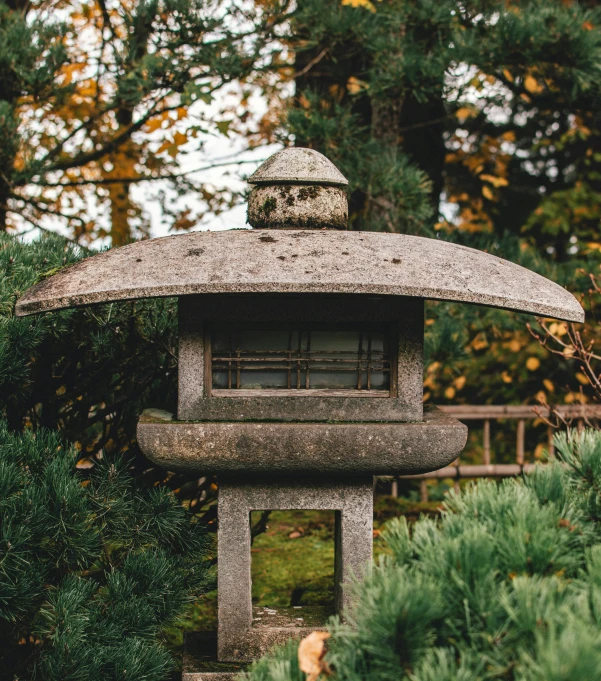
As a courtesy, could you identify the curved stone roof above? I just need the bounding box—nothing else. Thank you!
[15,230,584,322]
[248,148,348,186]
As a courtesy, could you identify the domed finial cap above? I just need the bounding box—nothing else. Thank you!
[248,148,348,187]
[247,148,348,230]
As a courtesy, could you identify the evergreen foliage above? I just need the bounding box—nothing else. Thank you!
[0,0,281,242]
[245,428,601,681]
[283,0,601,409]
[0,232,178,466]
[0,421,214,680]
[0,233,214,679]
[288,0,601,246]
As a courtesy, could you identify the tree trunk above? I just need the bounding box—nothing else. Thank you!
[102,117,137,246]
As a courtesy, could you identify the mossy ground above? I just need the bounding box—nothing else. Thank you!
[164,493,442,659]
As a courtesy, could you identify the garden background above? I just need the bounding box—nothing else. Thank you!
[3,0,601,679]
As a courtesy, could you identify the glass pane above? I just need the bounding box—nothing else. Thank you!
[211,326,390,393]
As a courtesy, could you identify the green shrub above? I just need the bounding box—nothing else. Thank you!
[0,234,213,679]
[0,422,214,680]
[245,429,601,681]
[0,232,177,462]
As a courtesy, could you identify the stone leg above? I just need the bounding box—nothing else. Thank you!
[217,476,373,662]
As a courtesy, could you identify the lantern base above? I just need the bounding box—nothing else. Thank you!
[217,476,373,662]
[182,606,328,679]
[182,632,245,681]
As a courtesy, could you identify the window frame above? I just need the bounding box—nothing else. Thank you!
[205,321,398,398]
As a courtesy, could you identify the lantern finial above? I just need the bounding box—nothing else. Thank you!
[247,147,348,229]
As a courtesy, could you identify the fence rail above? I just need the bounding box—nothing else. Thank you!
[393,404,601,500]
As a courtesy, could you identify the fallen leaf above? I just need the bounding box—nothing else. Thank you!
[289,531,302,539]
[299,631,331,681]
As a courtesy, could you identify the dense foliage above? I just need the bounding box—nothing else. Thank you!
[0,232,177,467]
[0,234,214,679]
[282,0,601,410]
[245,428,601,680]
[0,422,214,681]
[0,0,284,243]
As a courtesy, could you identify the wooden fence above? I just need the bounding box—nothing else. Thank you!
[392,404,601,501]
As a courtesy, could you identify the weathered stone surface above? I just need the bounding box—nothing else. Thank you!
[177,295,425,423]
[179,395,423,424]
[248,147,348,186]
[16,230,584,322]
[247,184,347,229]
[137,405,468,476]
[217,477,372,662]
[183,632,246,681]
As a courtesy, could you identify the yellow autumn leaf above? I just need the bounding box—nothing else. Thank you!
[543,379,555,392]
[480,174,509,188]
[535,390,547,403]
[482,185,494,200]
[576,372,589,385]
[502,371,513,384]
[526,357,540,371]
[524,75,543,94]
[341,0,377,11]
[346,76,369,94]
[454,375,467,390]
[456,106,477,121]
[549,322,568,336]
[502,68,514,83]
[444,386,456,400]
[507,339,521,352]
[471,333,489,351]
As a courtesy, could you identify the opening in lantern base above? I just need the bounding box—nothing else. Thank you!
[217,476,373,662]
[250,509,336,613]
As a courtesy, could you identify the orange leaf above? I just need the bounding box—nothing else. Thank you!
[482,185,494,200]
[146,118,164,132]
[173,131,188,146]
[456,106,477,121]
[480,174,509,188]
[523,75,544,95]
[298,632,331,681]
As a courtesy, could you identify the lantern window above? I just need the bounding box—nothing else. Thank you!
[210,325,391,396]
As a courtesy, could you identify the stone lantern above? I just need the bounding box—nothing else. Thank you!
[16,148,584,676]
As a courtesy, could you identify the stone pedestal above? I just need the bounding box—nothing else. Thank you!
[217,476,374,662]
